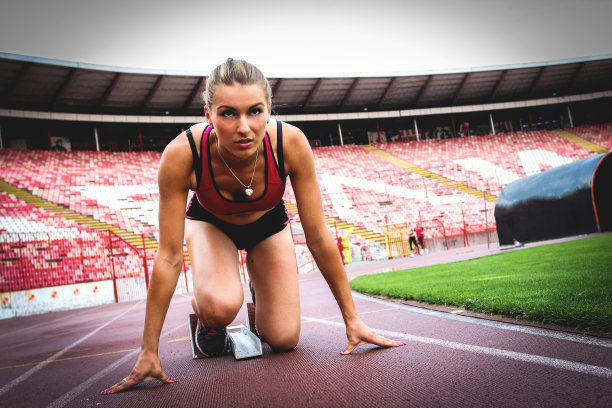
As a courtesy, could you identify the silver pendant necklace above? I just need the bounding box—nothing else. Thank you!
[216,137,259,197]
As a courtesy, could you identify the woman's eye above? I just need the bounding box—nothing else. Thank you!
[250,108,262,115]
[221,110,235,117]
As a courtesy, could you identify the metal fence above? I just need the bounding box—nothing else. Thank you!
[0,230,191,302]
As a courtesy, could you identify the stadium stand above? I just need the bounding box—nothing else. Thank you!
[1,125,609,292]
[563,124,612,150]
[375,130,594,195]
[0,149,160,239]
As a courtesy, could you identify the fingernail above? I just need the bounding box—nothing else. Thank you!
[170,378,177,382]
[340,350,347,354]
[101,391,106,395]
[108,390,114,394]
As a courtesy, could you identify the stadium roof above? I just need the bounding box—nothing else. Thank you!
[1,53,611,119]
[2,0,612,121]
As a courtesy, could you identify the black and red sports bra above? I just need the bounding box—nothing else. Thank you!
[186,121,286,216]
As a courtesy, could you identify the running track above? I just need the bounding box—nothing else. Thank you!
[0,237,611,407]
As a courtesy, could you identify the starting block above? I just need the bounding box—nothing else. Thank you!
[188,305,262,360]
[227,324,262,359]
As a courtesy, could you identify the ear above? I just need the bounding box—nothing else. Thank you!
[204,105,212,125]
[266,100,272,122]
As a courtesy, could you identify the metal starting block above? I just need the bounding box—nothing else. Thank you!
[227,324,263,359]
[188,309,262,360]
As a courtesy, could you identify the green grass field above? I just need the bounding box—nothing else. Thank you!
[350,234,612,333]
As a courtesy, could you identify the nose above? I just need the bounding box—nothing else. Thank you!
[237,115,250,134]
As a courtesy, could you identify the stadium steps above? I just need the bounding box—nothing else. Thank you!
[284,201,386,244]
[0,180,159,252]
[360,145,497,203]
[553,129,610,154]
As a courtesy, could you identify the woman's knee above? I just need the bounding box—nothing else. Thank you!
[263,326,300,352]
[192,289,243,327]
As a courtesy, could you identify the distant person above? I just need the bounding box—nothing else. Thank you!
[414,224,427,255]
[408,225,417,257]
[101,58,405,395]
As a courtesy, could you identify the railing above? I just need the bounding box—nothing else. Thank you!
[379,214,495,258]
[0,230,111,292]
[0,230,191,302]
[107,230,191,302]
[431,218,448,250]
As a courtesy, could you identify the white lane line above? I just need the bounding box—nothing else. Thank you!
[47,319,187,408]
[304,316,612,380]
[351,292,612,348]
[0,305,106,340]
[0,300,144,397]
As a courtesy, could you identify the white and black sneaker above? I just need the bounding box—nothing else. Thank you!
[195,321,229,357]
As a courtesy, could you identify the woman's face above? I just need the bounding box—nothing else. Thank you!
[205,83,270,161]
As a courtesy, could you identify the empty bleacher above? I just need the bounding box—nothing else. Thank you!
[566,123,612,150]
[375,130,595,195]
[0,149,161,239]
[1,124,609,291]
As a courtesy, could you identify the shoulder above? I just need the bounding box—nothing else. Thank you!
[268,119,311,163]
[159,123,206,186]
[274,121,313,176]
[275,120,310,153]
[268,119,306,145]
[162,123,207,160]
[278,120,304,139]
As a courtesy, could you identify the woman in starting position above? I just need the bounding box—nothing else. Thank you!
[102,58,405,394]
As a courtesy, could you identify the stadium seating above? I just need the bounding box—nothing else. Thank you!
[0,149,160,239]
[308,144,494,238]
[568,124,612,149]
[375,130,593,195]
[1,124,609,291]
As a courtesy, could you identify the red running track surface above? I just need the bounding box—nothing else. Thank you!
[0,237,611,407]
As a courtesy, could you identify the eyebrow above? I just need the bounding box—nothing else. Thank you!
[218,102,264,111]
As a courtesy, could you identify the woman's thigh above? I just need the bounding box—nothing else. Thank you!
[185,219,244,327]
[246,225,300,351]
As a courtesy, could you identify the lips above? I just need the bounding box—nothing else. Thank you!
[236,139,253,148]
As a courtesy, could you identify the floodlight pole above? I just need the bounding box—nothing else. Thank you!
[94,127,100,152]
[567,105,574,128]
[337,123,344,145]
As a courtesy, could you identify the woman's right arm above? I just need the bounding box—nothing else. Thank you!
[101,132,194,394]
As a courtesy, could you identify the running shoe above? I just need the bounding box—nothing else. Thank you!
[247,302,259,337]
[195,321,229,357]
[249,281,256,305]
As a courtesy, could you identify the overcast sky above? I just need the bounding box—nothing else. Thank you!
[1,0,611,77]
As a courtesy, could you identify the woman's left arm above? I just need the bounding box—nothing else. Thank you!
[283,124,405,354]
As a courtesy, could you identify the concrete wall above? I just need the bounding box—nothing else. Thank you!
[1,280,116,319]
[1,275,193,319]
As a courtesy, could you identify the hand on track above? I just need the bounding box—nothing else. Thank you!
[101,350,176,394]
[341,318,406,355]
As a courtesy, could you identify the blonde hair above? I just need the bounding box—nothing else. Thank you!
[204,58,272,108]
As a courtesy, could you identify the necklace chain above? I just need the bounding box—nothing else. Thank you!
[216,136,259,195]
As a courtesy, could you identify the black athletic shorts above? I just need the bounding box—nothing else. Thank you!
[185,196,289,251]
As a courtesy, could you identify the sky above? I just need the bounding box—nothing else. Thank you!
[1,0,612,77]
